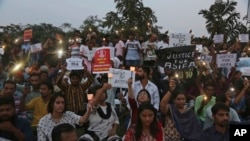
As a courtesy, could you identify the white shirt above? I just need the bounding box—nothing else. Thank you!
[133,80,160,110]
[115,40,125,57]
[125,40,141,60]
[88,105,119,140]
[37,111,81,141]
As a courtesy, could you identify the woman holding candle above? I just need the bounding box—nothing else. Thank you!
[194,82,216,126]
[160,78,202,141]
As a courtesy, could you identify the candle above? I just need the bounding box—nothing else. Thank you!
[87,94,94,101]
[108,73,112,83]
[58,50,63,58]
[204,95,207,102]
[175,74,179,78]
[130,66,135,77]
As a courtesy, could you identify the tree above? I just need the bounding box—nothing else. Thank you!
[199,0,246,43]
[102,0,158,37]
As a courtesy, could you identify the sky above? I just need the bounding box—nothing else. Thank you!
[0,0,249,37]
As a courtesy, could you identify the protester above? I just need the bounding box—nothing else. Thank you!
[160,78,202,141]
[0,96,33,141]
[37,92,92,141]
[51,123,78,141]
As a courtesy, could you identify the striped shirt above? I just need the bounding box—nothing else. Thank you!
[56,70,93,113]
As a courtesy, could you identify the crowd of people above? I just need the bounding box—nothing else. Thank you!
[0,30,250,141]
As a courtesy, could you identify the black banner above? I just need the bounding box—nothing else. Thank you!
[155,45,196,70]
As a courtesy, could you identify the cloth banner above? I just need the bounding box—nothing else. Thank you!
[109,68,135,88]
[216,53,237,68]
[92,47,111,73]
[155,45,196,70]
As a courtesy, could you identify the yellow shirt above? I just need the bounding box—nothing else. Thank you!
[26,97,49,126]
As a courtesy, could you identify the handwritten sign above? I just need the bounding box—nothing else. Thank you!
[213,34,224,43]
[143,42,157,58]
[200,54,212,63]
[169,33,191,47]
[0,48,4,55]
[109,68,135,88]
[66,58,83,70]
[239,34,249,43]
[216,53,237,68]
[155,45,196,70]
[196,44,203,53]
[23,29,32,41]
[92,47,111,73]
[30,43,42,53]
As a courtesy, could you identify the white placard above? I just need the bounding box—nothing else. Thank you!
[143,42,157,58]
[30,43,42,53]
[196,44,203,53]
[0,48,4,55]
[169,33,191,47]
[239,67,250,76]
[200,54,212,63]
[216,53,237,68]
[109,68,135,88]
[66,58,83,70]
[239,34,249,43]
[213,34,224,43]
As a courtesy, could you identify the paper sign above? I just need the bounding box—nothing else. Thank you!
[109,68,135,88]
[239,34,249,43]
[200,54,212,63]
[30,43,42,53]
[23,29,32,41]
[143,43,157,58]
[169,33,191,47]
[92,47,111,73]
[196,44,203,53]
[0,48,4,55]
[239,67,250,76]
[216,53,237,68]
[66,58,84,70]
[213,34,224,43]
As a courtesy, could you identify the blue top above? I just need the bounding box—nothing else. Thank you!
[0,116,33,141]
[201,124,229,141]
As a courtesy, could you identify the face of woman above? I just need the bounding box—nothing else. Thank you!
[140,109,154,127]
[173,94,186,109]
[137,91,150,103]
[53,97,65,113]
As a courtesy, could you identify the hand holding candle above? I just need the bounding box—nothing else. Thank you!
[130,66,135,77]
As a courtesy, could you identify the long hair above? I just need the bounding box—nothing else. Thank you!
[135,102,159,140]
[136,88,151,102]
[47,92,66,113]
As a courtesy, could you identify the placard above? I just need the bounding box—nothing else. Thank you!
[200,54,212,63]
[239,34,249,43]
[216,53,237,68]
[0,48,4,55]
[143,42,157,58]
[66,58,84,70]
[92,47,111,73]
[155,45,196,70]
[30,43,42,53]
[213,34,224,43]
[23,29,32,42]
[196,44,203,53]
[169,33,191,47]
[109,68,135,88]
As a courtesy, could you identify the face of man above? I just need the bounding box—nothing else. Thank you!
[0,104,15,121]
[40,84,51,98]
[136,68,146,80]
[3,83,16,96]
[30,75,40,90]
[213,109,229,127]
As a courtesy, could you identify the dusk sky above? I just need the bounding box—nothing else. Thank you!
[0,0,248,37]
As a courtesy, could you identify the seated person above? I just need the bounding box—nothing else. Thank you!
[79,84,121,141]
[0,96,33,141]
[51,123,78,141]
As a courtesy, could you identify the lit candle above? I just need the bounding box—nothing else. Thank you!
[175,73,179,78]
[87,94,94,101]
[204,95,207,102]
[130,67,135,77]
[108,73,112,83]
[58,50,63,58]
[202,62,206,66]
